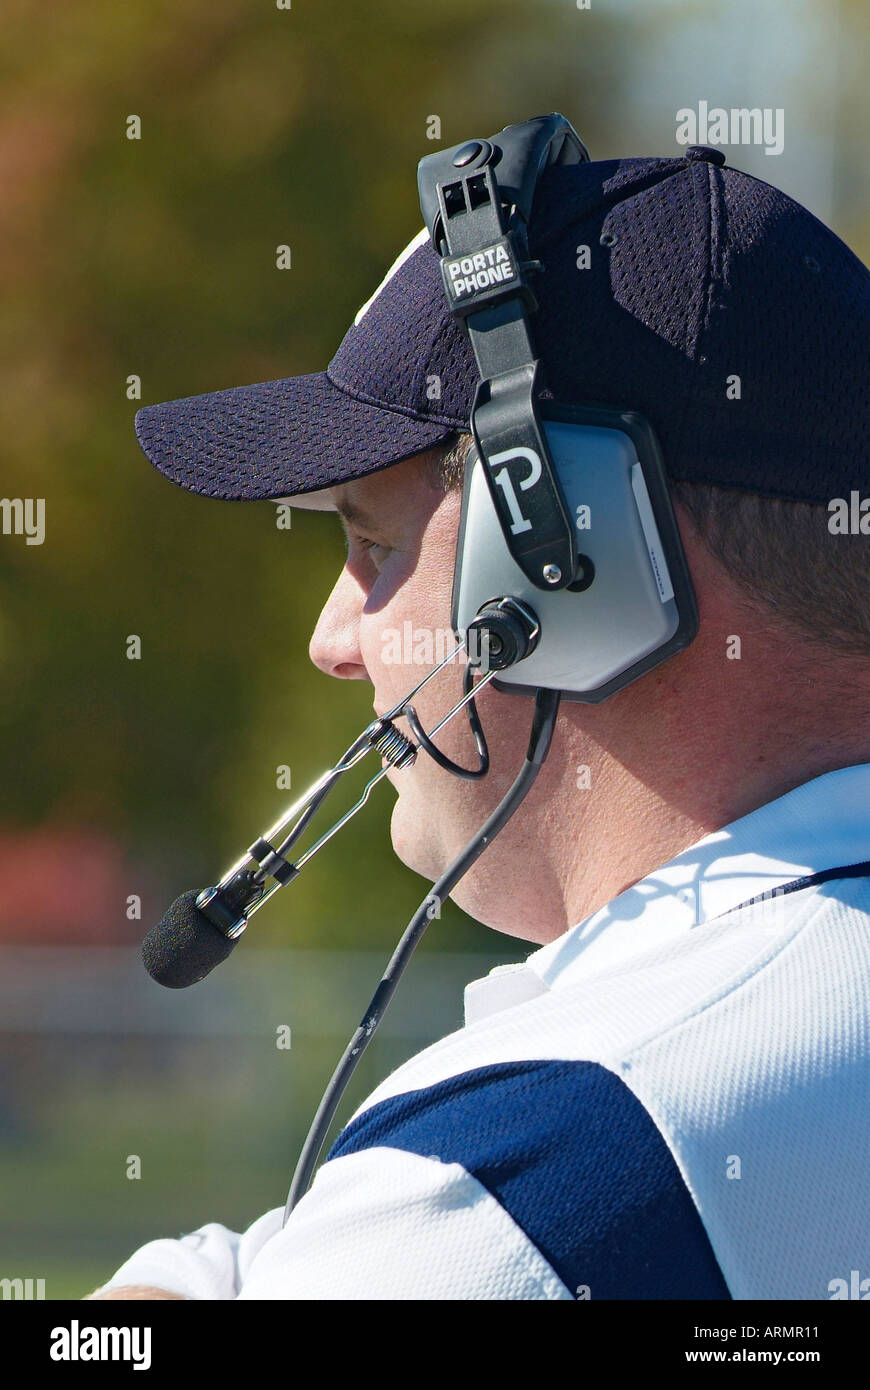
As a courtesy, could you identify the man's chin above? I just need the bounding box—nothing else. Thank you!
[388,790,444,882]
[386,799,521,935]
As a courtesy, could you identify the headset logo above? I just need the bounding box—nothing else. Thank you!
[445,241,517,300]
[487,446,541,535]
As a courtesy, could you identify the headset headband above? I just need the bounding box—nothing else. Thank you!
[417,114,590,593]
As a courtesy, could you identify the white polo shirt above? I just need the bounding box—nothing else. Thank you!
[95,762,870,1300]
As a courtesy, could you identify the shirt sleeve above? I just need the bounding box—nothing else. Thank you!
[236,1147,574,1300]
[237,1058,730,1300]
[89,1206,285,1301]
[92,1058,730,1300]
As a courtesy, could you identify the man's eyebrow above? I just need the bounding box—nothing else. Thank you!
[332,495,381,529]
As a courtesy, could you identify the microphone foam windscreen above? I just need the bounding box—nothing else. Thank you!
[142,890,239,988]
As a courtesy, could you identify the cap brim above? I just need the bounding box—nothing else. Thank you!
[134,369,452,508]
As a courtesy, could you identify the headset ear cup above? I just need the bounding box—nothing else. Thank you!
[452,405,698,702]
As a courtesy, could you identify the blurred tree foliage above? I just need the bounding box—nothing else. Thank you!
[0,0,865,949]
[0,0,629,950]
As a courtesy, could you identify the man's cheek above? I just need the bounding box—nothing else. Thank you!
[367,616,419,689]
[371,631,413,702]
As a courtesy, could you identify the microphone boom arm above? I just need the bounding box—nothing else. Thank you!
[196,636,500,939]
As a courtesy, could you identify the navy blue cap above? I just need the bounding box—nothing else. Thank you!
[134,148,869,509]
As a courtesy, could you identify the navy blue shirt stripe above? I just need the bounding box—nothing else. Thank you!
[327,1059,731,1299]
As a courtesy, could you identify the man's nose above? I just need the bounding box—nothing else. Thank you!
[308,569,370,680]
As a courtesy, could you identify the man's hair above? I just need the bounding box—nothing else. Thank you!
[428,432,870,662]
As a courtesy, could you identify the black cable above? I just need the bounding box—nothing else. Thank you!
[282,685,561,1224]
[402,661,490,780]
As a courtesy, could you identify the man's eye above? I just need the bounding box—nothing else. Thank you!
[348,532,390,564]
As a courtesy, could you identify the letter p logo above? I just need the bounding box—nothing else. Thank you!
[486,446,542,536]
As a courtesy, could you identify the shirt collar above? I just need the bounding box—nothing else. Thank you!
[463,761,870,1026]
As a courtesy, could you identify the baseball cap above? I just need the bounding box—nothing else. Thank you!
[133,146,869,510]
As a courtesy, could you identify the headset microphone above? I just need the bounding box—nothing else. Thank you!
[142,887,252,990]
[142,607,537,990]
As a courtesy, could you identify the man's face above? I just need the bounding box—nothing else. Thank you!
[307,450,539,912]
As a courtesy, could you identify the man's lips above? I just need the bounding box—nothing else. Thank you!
[373,704,410,727]
[373,702,404,721]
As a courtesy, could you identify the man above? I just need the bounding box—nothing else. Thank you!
[90,144,869,1299]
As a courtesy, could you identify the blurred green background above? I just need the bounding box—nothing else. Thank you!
[0,0,867,1298]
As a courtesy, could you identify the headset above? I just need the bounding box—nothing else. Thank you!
[141,114,699,1225]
